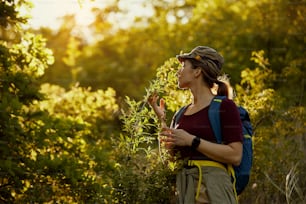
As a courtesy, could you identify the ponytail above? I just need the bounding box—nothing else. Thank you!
[216,80,229,97]
[189,58,229,97]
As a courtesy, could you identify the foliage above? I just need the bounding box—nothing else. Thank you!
[111,59,182,203]
[1,36,120,202]
[235,51,306,203]
[1,0,305,203]
[36,18,86,88]
[1,1,120,203]
[0,31,51,201]
[0,0,28,28]
[17,84,119,203]
[35,0,304,107]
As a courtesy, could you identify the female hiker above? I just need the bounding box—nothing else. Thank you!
[148,46,243,204]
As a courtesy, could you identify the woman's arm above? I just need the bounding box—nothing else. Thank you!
[160,128,242,166]
[195,137,242,166]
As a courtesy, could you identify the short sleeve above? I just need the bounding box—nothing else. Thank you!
[220,99,243,144]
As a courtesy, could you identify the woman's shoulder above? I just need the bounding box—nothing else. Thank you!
[220,98,238,110]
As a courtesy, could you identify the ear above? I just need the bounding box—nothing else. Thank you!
[194,68,202,78]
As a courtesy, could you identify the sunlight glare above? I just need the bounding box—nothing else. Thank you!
[27,0,152,30]
[28,0,112,29]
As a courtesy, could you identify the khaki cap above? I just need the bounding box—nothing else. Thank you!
[176,46,224,70]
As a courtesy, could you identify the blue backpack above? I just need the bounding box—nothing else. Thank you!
[173,95,253,195]
[209,96,253,195]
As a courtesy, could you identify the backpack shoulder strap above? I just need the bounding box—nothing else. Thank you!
[208,96,226,144]
[171,105,188,128]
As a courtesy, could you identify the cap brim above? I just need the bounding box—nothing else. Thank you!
[176,53,193,62]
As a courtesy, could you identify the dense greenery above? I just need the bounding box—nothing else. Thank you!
[0,0,305,203]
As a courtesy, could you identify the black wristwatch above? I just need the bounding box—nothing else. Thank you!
[191,137,201,149]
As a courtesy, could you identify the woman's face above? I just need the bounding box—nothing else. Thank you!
[176,59,196,89]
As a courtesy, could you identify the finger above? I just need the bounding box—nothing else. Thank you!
[148,93,158,103]
[147,96,154,105]
[160,131,172,137]
[160,136,175,143]
[164,142,175,149]
[159,98,165,110]
[161,127,172,132]
[159,138,174,149]
[154,95,160,102]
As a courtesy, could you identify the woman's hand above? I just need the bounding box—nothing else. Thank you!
[160,127,242,165]
[159,127,194,148]
[148,93,166,126]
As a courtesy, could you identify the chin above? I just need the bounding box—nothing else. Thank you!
[178,82,187,89]
[178,85,188,90]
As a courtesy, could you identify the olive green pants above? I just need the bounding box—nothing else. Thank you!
[176,166,237,204]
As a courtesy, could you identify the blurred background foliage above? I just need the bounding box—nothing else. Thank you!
[0,0,305,203]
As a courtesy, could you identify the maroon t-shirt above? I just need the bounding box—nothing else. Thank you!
[173,98,243,160]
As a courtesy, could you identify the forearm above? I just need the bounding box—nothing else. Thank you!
[160,128,242,165]
[195,138,242,166]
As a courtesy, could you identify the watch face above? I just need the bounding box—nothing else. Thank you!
[192,137,201,149]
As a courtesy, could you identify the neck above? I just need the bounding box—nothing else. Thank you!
[191,85,214,106]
